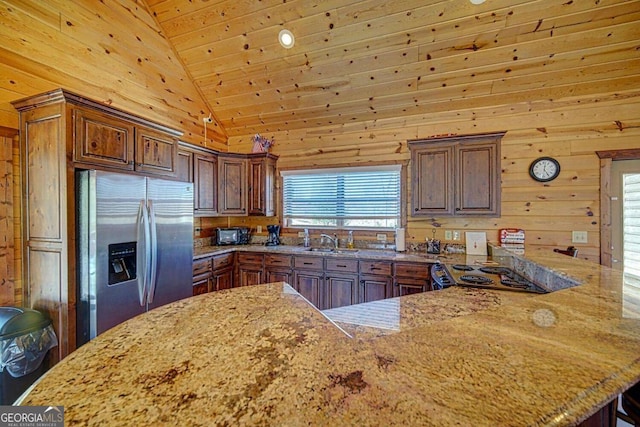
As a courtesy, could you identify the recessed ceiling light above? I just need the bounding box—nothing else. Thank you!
[470,0,486,4]
[278,29,295,49]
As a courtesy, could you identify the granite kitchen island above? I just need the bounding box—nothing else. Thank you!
[19,251,640,426]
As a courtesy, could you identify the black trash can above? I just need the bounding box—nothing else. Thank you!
[0,307,58,405]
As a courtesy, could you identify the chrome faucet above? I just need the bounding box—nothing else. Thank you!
[320,233,339,249]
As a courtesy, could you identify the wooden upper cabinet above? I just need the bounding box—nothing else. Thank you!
[456,140,500,216]
[73,105,179,177]
[134,126,178,177]
[175,145,193,183]
[248,153,277,216]
[409,132,504,217]
[194,152,218,216]
[410,143,455,215]
[74,108,135,170]
[218,154,247,215]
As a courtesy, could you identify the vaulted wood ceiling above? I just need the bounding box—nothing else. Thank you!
[145,0,640,138]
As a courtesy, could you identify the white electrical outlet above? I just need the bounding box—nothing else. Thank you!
[444,230,452,240]
[256,225,262,233]
[452,230,460,241]
[376,233,387,242]
[572,231,588,243]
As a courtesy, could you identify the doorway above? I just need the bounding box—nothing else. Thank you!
[610,159,640,319]
[611,160,640,275]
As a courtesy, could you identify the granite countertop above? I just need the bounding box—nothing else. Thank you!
[193,243,443,263]
[19,250,640,426]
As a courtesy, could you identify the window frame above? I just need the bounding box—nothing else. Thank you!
[280,162,407,231]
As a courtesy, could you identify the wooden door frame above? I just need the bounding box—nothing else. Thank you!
[596,149,640,267]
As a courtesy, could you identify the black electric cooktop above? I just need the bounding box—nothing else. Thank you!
[431,263,548,294]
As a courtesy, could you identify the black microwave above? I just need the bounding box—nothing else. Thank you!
[216,227,250,245]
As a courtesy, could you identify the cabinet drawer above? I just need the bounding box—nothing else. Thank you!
[193,258,212,276]
[265,254,292,268]
[325,258,358,273]
[193,272,211,284]
[360,260,392,276]
[237,252,264,265]
[213,253,234,270]
[294,256,324,270]
[395,262,430,279]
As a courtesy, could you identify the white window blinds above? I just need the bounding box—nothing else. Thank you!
[281,165,401,230]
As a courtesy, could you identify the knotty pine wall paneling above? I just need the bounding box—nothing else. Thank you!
[0,0,227,149]
[229,93,640,264]
[0,127,17,305]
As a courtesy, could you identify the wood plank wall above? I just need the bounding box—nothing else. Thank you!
[0,0,226,150]
[228,90,640,263]
[0,130,16,305]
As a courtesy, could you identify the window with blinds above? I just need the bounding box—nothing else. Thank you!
[281,165,401,230]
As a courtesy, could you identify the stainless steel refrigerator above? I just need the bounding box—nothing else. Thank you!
[76,170,194,345]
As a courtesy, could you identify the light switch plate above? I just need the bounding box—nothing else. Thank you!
[376,233,387,242]
[256,225,262,233]
[444,230,452,240]
[572,231,588,243]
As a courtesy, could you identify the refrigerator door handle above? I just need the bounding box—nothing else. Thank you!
[136,200,150,306]
[147,199,158,304]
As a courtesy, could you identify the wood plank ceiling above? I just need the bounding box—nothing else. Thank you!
[145,0,640,138]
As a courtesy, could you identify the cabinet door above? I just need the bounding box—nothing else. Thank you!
[410,144,454,216]
[175,148,193,183]
[325,273,358,310]
[218,156,247,215]
[455,140,500,216]
[134,126,178,177]
[193,276,211,296]
[74,108,135,170]
[265,268,292,284]
[238,265,263,287]
[293,270,324,309]
[213,267,234,291]
[359,275,393,303]
[248,155,276,216]
[395,278,432,297]
[194,153,218,216]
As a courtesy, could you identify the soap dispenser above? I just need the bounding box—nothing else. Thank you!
[303,228,310,247]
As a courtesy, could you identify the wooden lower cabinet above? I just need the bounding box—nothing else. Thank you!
[193,275,211,296]
[395,278,431,297]
[238,266,263,287]
[394,262,432,297]
[213,267,233,291]
[292,256,324,307]
[293,270,324,308]
[264,252,293,284]
[193,254,234,294]
[192,257,212,296]
[325,273,358,310]
[237,252,264,287]
[194,252,435,310]
[266,269,293,284]
[359,274,393,303]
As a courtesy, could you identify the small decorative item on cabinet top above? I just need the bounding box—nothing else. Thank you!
[251,134,275,153]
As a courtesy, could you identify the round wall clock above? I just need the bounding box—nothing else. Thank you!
[529,157,560,182]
